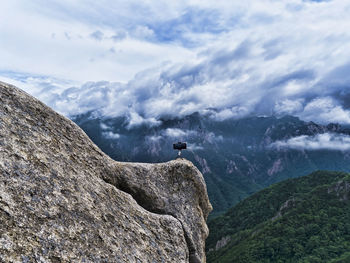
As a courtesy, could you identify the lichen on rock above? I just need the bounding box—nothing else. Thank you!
[0,82,212,263]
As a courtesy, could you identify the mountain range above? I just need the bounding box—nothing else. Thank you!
[73,112,350,217]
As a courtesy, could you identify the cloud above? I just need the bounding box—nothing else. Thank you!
[90,30,104,41]
[274,99,304,115]
[164,128,187,138]
[3,0,350,126]
[102,131,120,140]
[147,7,225,47]
[146,135,163,142]
[187,143,204,151]
[270,133,350,151]
[99,120,121,139]
[209,106,251,121]
[100,123,110,130]
[163,128,197,138]
[300,97,350,124]
[126,111,161,129]
[0,1,195,83]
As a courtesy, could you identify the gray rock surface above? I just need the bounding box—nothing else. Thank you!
[0,82,212,263]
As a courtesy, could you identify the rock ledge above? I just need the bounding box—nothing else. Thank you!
[0,82,212,263]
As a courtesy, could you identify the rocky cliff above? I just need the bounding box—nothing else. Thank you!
[0,82,212,263]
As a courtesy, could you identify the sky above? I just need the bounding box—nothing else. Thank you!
[2,0,350,128]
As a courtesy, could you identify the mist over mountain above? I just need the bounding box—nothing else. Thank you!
[73,112,350,216]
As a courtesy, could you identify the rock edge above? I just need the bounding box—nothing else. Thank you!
[0,82,212,263]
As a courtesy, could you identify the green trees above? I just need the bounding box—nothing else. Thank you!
[207,171,350,263]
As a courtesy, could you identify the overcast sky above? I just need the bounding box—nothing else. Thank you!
[2,0,350,126]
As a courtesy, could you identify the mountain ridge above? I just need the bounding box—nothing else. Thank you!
[73,110,350,216]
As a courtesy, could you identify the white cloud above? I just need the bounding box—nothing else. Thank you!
[0,1,195,83]
[300,97,350,124]
[274,99,304,115]
[164,128,186,138]
[126,111,162,129]
[99,121,120,139]
[102,131,120,140]
[146,135,163,142]
[210,106,251,121]
[3,0,350,125]
[100,123,110,130]
[163,128,197,138]
[187,143,204,151]
[271,133,350,151]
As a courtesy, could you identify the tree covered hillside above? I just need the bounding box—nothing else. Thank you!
[206,171,350,263]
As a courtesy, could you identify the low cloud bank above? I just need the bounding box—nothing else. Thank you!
[144,129,198,142]
[270,133,350,151]
[102,131,120,140]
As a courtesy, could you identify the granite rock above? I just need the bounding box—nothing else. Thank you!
[0,82,212,263]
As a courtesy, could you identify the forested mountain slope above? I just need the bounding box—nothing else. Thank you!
[206,171,350,263]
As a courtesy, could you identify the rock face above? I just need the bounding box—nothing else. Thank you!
[0,82,212,263]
